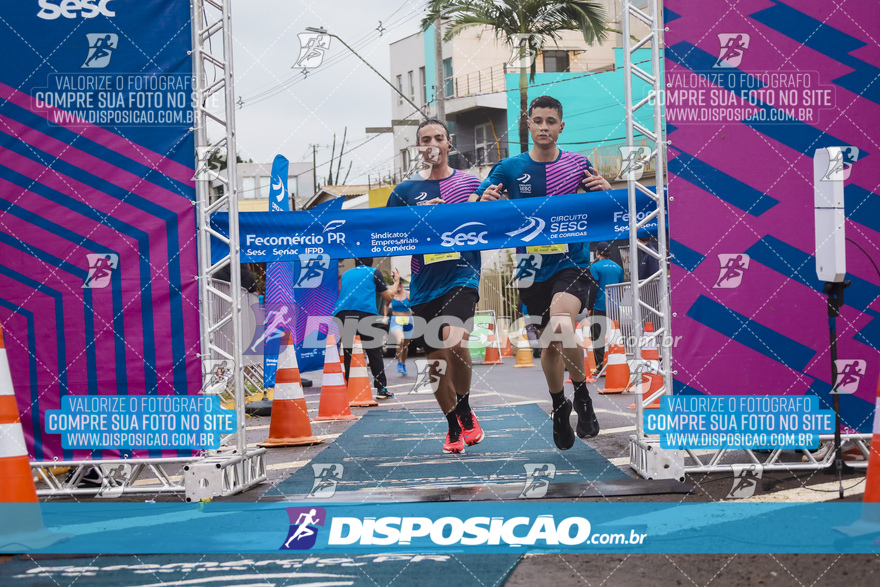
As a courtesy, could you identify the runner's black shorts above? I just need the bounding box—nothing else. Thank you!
[519,267,596,329]
[411,286,480,355]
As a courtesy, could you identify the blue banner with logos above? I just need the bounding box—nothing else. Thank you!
[212,188,661,263]
[5,502,878,554]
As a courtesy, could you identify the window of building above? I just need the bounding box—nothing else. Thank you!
[474,122,492,165]
[443,58,453,98]
[543,50,570,73]
[396,75,403,104]
[407,70,415,102]
[419,67,426,105]
[401,148,410,175]
[242,176,256,199]
[259,176,271,198]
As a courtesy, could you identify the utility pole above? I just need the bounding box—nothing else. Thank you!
[312,143,318,195]
[434,18,445,124]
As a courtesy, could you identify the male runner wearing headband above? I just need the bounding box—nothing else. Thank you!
[386,118,484,454]
[470,95,610,450]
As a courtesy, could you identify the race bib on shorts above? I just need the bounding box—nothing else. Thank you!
[395,316,410,325]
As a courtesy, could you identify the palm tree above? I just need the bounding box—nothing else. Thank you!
[421,0,609,155]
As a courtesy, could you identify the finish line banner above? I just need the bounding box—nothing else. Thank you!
[4,502,879,554]
[213,189,660,262]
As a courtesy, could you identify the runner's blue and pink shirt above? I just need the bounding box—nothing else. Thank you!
[476,150,593,282]
[386,170,482,306]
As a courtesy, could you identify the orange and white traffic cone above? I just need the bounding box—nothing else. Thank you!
[482,323,504,365]
[348,336,378,407]
[598,339,630,394]
[500,327,515,358]
[514,330,535,368]
[314,334,358,421]
[566,321,596,384]
[0,324,70,551]
[627,372,664,409]
[583,321,598,382]
[259,332,323,447]
[642,322,660,361]
[833,372,880,538]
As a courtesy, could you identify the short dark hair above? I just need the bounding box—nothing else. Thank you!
[416,118,451,141]
[528,95,563,120]
[354,257,374,267]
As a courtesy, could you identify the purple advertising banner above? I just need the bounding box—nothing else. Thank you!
[666,0,880,432]
[0,1,200,460]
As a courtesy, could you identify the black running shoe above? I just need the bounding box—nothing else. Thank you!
[552,398,575,450]
[376,387,394,399]
[573,394,600,438]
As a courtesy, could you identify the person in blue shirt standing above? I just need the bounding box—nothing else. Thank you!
[386,118,485,455]
[332,258,400,399]
[470,95,610,450]
[590,241,625,371]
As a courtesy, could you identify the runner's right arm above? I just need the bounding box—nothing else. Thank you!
[469,161,508,202]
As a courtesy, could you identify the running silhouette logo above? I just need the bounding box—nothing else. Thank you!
[512,253,543,288]
[246,304,292,354]
[713,254,750,289]
[280,507,327,550]
[82,253,118,289]
[293,33,331,69]
[616,146,651,181]
[832,359,866,394]
[82,33,118,69]
[295,254,330,289]
[519,463,556,498]
[411,359,447,394]
[726,464,762,499]
[193,146,225,182]
[821,146,859,181]
[308,464,343,498]
[407,146,440,180]
[506,33,543,69]
[714,34,750,68]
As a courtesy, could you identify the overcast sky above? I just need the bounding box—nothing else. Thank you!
[230,0,426,186]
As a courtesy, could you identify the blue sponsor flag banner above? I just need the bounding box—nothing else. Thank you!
[6,502,878,554]
[263,155,292,388]
[213,188,661,262]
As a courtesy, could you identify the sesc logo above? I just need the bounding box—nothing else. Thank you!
[38,0,116,20]
[440,222,488,247]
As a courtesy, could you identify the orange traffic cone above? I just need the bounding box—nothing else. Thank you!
[627,372,664,409]
[348,336,378,407]
[314,334,358,421]
[642,322,660,361]
[500,330,515,358]
[584,322,598,381]
[514,330,535,368]
[598,339,629,394]
[567,321,596,384]
[833,373,880,538]
[482,323,504,365]
[259,332,323,447]
[0,324,70,551]
[865,374,880,504]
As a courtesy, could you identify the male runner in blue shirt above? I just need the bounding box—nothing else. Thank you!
[470,96,610,450]
[386,119,485,455]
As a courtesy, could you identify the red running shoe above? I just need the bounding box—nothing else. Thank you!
[458,411,484,446]
[443,431,465,454]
